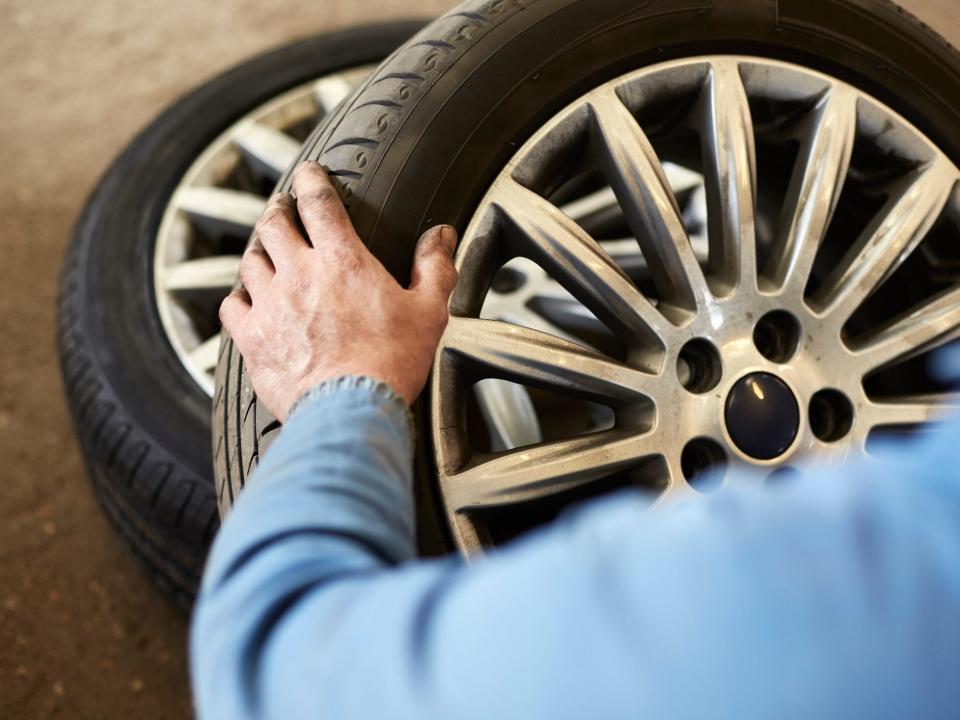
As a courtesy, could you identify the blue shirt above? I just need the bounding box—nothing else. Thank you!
[191,353,960,719]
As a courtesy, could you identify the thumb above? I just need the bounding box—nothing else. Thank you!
[410,224,459,303]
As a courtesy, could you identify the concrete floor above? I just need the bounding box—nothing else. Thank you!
[0,1,956,718]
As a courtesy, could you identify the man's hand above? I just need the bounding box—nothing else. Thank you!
[219,162,458,421]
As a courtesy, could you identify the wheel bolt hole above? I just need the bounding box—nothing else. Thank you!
[753,310,802,364]
[677,339,722,394]
[765,466,803,486]
[809,389,854,443]
[681,438,727,493]
[490,266,526,295]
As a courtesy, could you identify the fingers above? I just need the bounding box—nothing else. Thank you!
[410,225,459,306]
[254,193,306,270]
[239,240,274,300]
[291,162,359,250]
[219,288,252,338]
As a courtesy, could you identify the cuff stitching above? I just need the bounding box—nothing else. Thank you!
[285,375,415,444]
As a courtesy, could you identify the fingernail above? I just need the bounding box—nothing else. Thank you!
[296,159,325,173]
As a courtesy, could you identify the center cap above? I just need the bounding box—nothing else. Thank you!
[724,372,800,460]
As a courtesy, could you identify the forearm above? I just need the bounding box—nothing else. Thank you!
[191,377,420,718]
[211,375,417,567]
[192,378,960,720]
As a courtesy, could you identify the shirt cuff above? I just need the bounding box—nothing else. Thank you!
[286,375,416,446]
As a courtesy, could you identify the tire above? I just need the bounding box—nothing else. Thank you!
[57,22,425,610]
[213,0,960,546]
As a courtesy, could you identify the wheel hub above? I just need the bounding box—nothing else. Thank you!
[724,372,800,461]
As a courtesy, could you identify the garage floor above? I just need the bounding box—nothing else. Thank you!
[0,1,957,718]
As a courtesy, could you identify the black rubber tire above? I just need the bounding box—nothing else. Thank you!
[213,0,960,544]
[57,22,425,610]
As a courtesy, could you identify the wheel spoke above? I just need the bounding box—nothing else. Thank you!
[601,238,649,261]
[482,253,636,342]
[559,165,702,228]
[527,296,606,333]
[864,394,960,429]
[162,255,242,292]
[663,162,705,197]
[175,187,266,236]
[698,60,758,293]
[852,285,960,371]
[763,86,858,294]
[588,87,708,314]
[231,122,301,181]
[189,335,222,373]
[444,316,656,405]
[493,178,669,346]
[473,380,543,452]
[813,158,957,320]
[483,298,578,341]
[602,238,653,278]
[444,430,657,511]
[559,186,619,226]
[479,258,580,340]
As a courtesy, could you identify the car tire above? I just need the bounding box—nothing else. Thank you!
[214,0,960,548]
[57,21,424,609]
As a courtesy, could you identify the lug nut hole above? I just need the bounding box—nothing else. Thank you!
[681,438,727,493]
[753,310,802,364]
[765,466,803,486]
[809,389,854,443]
[677,339,722,394]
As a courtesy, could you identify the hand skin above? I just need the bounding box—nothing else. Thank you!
[219,161,459,421]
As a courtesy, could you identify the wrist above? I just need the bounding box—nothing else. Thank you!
[285,375,415,440]
[281,366,418,418]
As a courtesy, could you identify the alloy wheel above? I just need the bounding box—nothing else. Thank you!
[431,56,960,553]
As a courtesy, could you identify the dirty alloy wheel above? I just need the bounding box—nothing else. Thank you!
[215,0,960,555]
[57,22,423,608]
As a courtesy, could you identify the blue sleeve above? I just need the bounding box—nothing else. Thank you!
[191,375,960,720]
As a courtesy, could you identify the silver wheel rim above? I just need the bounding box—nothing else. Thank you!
[431,56,960,553]
[154,65,375,395]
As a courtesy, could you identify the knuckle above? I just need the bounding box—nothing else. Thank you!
[330,243,361,268]
[242,244,268,265]
[255,208,289,233]
[299,186,342,212]
[267,191,291,206]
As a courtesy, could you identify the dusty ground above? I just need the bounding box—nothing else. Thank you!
[0,1,956,718]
